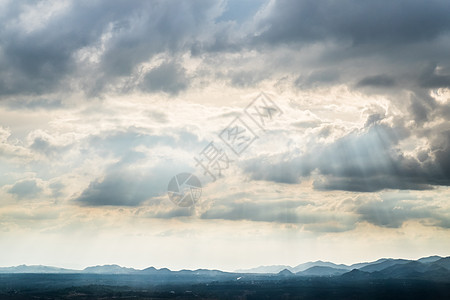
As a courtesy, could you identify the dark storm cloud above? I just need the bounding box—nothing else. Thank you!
[8,179,42,199]
[254,0,450,46]
[418,64,450,88]
[249,0,450,98]
[0,1,137,95]
[243,120,450,192]
[406,88,440,125]
[2,0,450,98]
[0,0,220,97]
[97,0,218,75]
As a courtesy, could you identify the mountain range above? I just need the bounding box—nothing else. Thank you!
[235,256,442,274]
[0,264,228,276]
[0,255,449,282]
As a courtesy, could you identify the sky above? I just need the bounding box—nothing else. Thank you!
[0,0,450,272]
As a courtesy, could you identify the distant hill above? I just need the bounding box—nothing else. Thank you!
[297,266,348,277]
[292,261,351,273]
[82,264,139,274]
[339,258,450,282]
[373,261,446,279]
[277,269,294,276]
[340,269,372,280]
[235,260,351,274]
[235,258,388,273]
[359,259,411,272]
[0,265,78,274]
[140,266,157,273]
[347,258,388,269]
[235,258,419,274]
[235,265,293,274]
[418,255,443,263]
[432,257,450,270]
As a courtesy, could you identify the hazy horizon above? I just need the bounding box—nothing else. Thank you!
[0,254,448,273]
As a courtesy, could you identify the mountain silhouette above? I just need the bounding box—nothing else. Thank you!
[1,255,448,281]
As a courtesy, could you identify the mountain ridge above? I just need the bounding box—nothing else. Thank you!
[1,255,448,277]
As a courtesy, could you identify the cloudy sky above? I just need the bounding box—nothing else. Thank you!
[1,0,450,271]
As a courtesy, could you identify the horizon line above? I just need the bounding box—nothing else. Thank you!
[1,254,448,272]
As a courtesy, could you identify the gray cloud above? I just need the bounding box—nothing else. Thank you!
[229,70,266,88]
[29,136,70,159]
[75,158,189,207]
[357,75,396,88]
[76,171,157,206]
[201,201,303,224]
[241,0,450,100]
[49,182,65,199]
[147,111,169,124]
[254,0,450,47]
[72,126,203,207]
[0,1,130,96]
[145,207,195,219]
[75,128,200,206]
[200,199,356,232]
[0,0,221,97]
[356,196,449,228]
[3,98,63,111]
[243,119,450,192]
[140,61,189,95]
[1,0,450,100]
[419,64,450,88]
[295,70,340,89]
[8,179,42,199]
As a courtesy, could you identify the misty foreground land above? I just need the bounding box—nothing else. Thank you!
[1,256,449,299]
